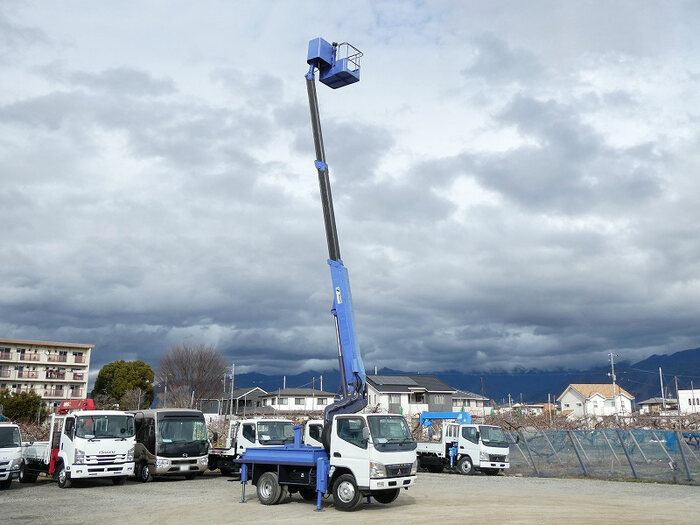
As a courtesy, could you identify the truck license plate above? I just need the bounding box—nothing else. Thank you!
[179,465,189,471]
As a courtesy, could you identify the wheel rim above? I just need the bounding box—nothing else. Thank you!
[461,461,471,474]
[58,468,66,484]
[337,480,356,503]
[260,478,273,499]
[141,465,149,480]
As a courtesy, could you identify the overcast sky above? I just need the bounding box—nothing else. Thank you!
[2,1,700,381]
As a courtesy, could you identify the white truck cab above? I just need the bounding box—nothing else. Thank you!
[208,418,295,474]
[417,423,510,475]
[302,419,324,448]
[21,410,136,487]
[0,422,23,490]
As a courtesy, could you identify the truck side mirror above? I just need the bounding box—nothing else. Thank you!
[29,435,35,445]
[361,427,370,441]
[212,431,219,443]
[475,431,480,441]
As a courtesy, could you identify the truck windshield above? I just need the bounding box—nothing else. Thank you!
[257,421,294,445]
[367,416,416,452]
[0,427,21,448]
[479,426,509,447]
[76,415,135,439]
[158,418,207,444]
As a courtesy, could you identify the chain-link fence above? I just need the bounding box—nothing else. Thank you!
[509,429,700,485]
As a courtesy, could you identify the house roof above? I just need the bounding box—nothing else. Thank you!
[366,375,455,394]
[200,387,267,401]
[560,383,634,401]
[258,388,336,398]
[453,389,489,400]
[638,397,678,405]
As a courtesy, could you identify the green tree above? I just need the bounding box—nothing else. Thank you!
[91,360,155,409]
[0,390,47,422]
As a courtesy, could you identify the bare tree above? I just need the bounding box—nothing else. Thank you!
[157,343,227,408]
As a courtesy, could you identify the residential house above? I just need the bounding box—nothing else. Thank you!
[258,388,336,413]
[557,384,634,418]
[638,397,678,415]
[452,389,489,417]
[366,375,454,419]
[678,389,700,414]
[199,387,267,417]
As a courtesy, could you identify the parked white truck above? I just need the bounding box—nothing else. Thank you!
[0,422,23,489]
[208,418,295,475]
[416,412,510,475]
[302,419,324,448]
[20,401,135,488]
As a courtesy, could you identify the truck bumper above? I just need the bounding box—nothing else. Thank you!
[478,461,509,469]
[69,462,135,479]
[0,469,19,481]
[154,458,208,476]
[369,475,416,490]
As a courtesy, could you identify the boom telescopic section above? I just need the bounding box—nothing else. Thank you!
[305,38,367,424]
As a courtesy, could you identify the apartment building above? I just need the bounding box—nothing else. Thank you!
[0,338,93,409]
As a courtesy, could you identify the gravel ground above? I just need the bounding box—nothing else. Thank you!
[1,472,698,524]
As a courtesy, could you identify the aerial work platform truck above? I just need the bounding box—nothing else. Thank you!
[236,38,417,512]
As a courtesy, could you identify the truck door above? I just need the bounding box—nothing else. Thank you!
[459,425,479,462]
[61,417,76,464]
[332,417,370,487]
[237,423,256,454]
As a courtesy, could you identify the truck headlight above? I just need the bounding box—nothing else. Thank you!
[410,460,417,475]
[75,449,85,465]
[11,458,22,470]
[198,457,208,466]
[156,458,170,468]
[479,451,489,461]
[369,461,387,479]
[127,447,134,462]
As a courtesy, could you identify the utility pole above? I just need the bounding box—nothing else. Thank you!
[508,393,512,410]
[547,393,552,424]
[659,367,666,410]
[608,352,618,417]
[675,376,681,429]
[283,375,286,390]
[229,363,235,418]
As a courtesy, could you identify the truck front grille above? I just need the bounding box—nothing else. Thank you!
[85,453,128,465]
[489,455,507,462]
[385,463,413,477]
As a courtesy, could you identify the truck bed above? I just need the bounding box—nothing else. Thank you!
[22,441,51,464]
[416,441,445,457]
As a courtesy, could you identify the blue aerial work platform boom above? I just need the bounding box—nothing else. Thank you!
[236,38,417,512]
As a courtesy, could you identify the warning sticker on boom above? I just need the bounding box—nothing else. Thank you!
[335,287,342,304]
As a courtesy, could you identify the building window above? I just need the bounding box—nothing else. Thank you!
[432,394,444,404]
[410,393,426,404]
[564,403,570,408]
[295,398,304,405]
[317,398,327,406]
[389,394,400,405]
[279,398,288,405]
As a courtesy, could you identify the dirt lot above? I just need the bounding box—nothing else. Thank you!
[1,472,698,524]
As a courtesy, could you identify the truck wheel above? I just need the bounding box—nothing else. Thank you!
[19,463,37,483]
[332,474,362,511]
[57,463,72,488]
[457,456,473,475]
[275,484,290,503]
[0,479,11,490]
[372,488,400,504]
[483,468,502,476]
[138,463,152,483]
[112,476,127,485]
[256,472,282,505]
[299,487,316,501]
[426,465,443,473]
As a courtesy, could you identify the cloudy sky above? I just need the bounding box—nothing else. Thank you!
[2,1,700,381]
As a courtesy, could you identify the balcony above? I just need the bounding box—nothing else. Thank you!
[72,373,84,381]
[46,372,66,380]
[0,352,12,361]
[13,388,37,395]
[45,389,65,397]
[73,355,86,364]
[70,389,84,398]
[47,355,68,363]
[17,370,39,379]
[0,369,10,378]
[19,353,40,362]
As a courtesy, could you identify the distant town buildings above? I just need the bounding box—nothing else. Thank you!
[366,375,455,418]
[677,389,700,414]
[557,383,634,418]
[452,389,490,417]
[0,338,93,410]
[258,388,336,413]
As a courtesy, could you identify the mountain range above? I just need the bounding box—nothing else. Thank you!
[232,346,700,405]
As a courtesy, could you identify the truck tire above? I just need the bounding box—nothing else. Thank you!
[19,463,37,483]
[0,479,11,490]
[257,472,282,505]
[298,487,316,501]
[138,462,152,483]
[56,463,72,488]
[457,456,473,476]
[112,476,127,485]
[372,488,400,504]
[275,484,290,503]
[332,473,363,511]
